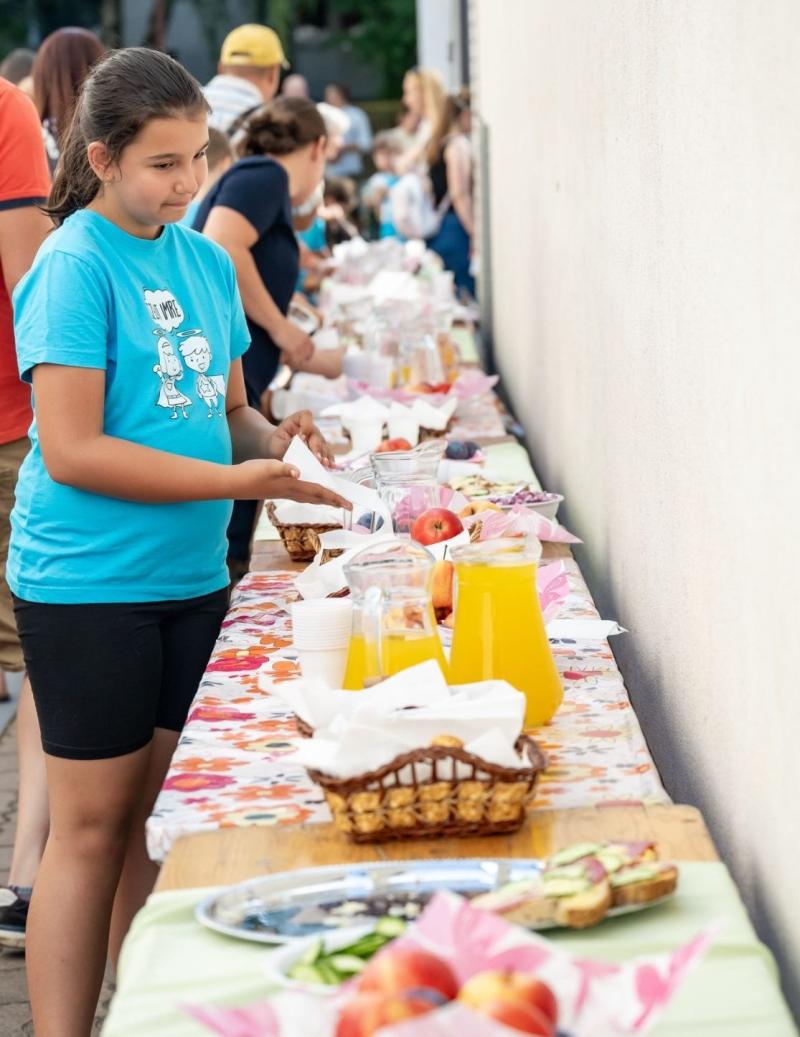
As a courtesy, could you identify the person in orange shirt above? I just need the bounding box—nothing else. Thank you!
[0,75,51,947]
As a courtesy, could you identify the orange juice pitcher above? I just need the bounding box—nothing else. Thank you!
[342,539,448,689]
[449,538,563,726]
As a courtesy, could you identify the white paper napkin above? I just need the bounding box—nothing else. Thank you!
[293,530,397,599]
[281,661,528,779]
[283,436,391,529]
[546,619,627,640]
[411,397,458,430]
[321,395,391,422]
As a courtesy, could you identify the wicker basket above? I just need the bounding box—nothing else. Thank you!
[307,735,547,843]
[266,502,341,562]
[307,529,345,565]
[418,426,448,441]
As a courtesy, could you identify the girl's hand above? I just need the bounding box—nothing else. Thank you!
[268,410,336,468]
[232,459,352,511]
[276,320,314,368]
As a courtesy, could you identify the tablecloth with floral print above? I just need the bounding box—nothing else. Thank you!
[146,560,669,862]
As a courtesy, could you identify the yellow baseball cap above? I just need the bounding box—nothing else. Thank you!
[220,24,289,69]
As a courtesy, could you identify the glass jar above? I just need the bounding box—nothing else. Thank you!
[342,539,448,689]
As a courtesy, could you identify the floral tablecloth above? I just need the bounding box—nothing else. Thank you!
[146,561,669,862]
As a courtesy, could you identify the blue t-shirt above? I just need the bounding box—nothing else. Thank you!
[8,209,250,604]
[194,157,298,407]
[179,199,200,226]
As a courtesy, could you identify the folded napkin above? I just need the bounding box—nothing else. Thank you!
[410,396,458,430]
[281,437,391,529]
[466,504,581,544]
[369,270,420,303]
[547,619,627,640]
[451,369,499,399]
[284,661,528,779]
[293,530,397,599]
[321,394,390,422]
[272,501,343,526]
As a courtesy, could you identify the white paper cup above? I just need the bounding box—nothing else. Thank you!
[292,599,353,650]
[296,645,349,688]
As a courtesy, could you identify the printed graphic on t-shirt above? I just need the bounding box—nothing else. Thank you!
[145,287,226,419]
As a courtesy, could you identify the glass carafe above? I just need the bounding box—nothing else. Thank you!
[449,537,563,726]
[342,539,448,689]
[347,440,444,535]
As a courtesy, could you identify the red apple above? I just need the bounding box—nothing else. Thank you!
[459,970,558,1029]
[376,437,413,454]
[335,989,445,1037]
[410,508,464,547]
[357,945,459,1002]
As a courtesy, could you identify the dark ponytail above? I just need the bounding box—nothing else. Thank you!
[239,96,325,158]
[46,47,209,227]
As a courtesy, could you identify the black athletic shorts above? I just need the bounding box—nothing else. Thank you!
[12,587,229,760]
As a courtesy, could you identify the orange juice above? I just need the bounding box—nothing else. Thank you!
[449,546,563,726]
[343,631,448,690]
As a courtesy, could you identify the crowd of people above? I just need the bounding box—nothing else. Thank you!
[0,21,475,1034]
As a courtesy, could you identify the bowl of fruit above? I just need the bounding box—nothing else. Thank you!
[487,489,564,522]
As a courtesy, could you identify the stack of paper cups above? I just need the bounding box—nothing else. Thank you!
[291,599,354,688]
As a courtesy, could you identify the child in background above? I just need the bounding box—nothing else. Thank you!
[362,131,403,239]
[180,126,232,225]
[8,48,348,1033]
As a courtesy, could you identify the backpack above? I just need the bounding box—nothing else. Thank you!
[389,173,450,240]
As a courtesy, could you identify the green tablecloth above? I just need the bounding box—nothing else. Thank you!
[101,862,796,1036]
[452,325,480,365]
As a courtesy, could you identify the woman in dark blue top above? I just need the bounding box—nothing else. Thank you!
[196,98,329,567]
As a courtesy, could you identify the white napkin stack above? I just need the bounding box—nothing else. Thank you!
[263,660,529,780]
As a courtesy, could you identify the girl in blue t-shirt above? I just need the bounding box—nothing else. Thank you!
[8,48,350,1032]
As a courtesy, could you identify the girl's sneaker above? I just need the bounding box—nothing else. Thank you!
[0,888,29,950]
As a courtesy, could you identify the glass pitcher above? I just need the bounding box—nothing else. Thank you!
[347,440,444,535]
[342,539,448,689]
[449,537,563,727]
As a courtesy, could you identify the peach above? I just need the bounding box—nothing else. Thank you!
[466,998,554,1035]
[357,945,459,1002]
[335,989,445,1037]
[431,560,454,614]
[459,970,558,1030]
[376,438,413,453]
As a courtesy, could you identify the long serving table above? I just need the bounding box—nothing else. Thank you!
[102,344,799,1036]
[144,438,670,864]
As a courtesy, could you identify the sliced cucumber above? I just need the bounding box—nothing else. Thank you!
[287,962,329,985]
[374,916,407,937]
[340,933,388,958]
[297,937,325,966]
[327,953,367,975]
[314,959,342,985]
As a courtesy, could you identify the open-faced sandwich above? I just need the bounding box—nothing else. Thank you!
[472,840,679,930]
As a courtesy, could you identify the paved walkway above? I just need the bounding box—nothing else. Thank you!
[0,719,114,1035]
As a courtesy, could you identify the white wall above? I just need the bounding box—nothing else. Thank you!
[416,0,463,89]
[473,0,800,1014]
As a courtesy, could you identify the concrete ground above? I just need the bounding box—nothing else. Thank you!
[0,718,114,1035]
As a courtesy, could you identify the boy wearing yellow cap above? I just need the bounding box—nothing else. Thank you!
[204,24,289,136]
